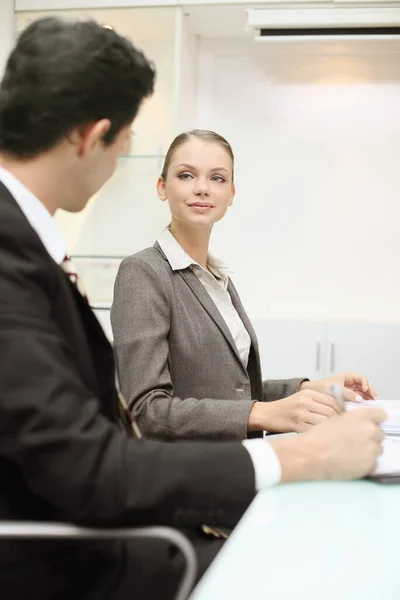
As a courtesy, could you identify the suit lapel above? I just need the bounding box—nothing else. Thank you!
[228,280,263,387]
[0,182,119,422]
[228,281,259,354]
[178,268,247,371]
[154,241,251,374]
[61,274,119,421]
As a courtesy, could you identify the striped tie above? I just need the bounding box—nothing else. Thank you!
[61,255,88,299]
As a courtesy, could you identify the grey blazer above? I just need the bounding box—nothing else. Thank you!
[111,243,305,441]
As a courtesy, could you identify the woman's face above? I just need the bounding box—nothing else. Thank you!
[157,138,235,230]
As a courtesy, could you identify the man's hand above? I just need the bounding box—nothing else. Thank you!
[270,408,386,483]
[248,389,343,434]
[300,373,377,402]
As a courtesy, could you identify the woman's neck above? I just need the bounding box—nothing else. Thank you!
[169,221,212,269]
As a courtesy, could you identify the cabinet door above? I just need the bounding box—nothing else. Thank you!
[327,323,400,399]
[251,319,326,382]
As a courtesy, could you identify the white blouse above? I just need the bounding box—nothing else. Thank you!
[157,228,251,368]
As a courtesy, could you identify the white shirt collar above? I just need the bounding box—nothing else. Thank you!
[0,166,66,264]
[156,227,230,286]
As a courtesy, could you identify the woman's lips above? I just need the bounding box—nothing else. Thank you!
[188,203,213,211]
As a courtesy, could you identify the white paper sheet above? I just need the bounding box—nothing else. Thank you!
[345,400,400,476]
[374,436,400,476]
[345,399,400,435]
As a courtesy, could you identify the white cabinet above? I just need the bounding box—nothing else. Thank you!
[327,323,400,399]
[251,319,326,382]
[251,319,400,400]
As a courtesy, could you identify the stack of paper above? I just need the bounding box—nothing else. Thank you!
[373,437,400,477]
[345,399,400,436]
[345,400,400,478]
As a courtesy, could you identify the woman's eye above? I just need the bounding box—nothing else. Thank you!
[178,173,192,180]
[212,175,225,183]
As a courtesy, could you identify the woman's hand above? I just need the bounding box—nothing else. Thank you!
[248,389,344,434]
[300,373,377,402]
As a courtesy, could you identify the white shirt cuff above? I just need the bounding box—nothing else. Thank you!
[242,439,282,491]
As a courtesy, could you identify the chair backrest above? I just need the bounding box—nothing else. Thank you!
[0,522,197,600]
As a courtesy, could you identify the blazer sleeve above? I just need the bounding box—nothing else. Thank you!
[262,378,308,402]
[111,255,255,441]
[0,240,255,529]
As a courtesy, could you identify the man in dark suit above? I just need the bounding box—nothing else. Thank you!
[0,16,385,600]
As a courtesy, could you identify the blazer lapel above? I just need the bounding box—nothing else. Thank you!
[228,280,263,383]
[61,275,120,421]
[153,242,247,373]
[228,281,259,354]
[178,268,247,372]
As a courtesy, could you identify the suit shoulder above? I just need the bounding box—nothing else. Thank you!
[116,246,172,287]
[124,246,164,265]
[0,189,56,281]
[120,246,168,271]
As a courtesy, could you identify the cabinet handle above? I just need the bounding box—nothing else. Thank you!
[315,342,321,371]
[330,343,335,372]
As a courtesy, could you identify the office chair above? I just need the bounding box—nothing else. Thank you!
[0,521,197,600]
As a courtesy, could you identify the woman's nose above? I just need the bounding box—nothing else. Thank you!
[193,178,210,196]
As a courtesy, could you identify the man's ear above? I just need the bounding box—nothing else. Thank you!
[70,119,112,157]
[156,176,168,201]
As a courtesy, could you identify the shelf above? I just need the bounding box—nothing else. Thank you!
[119,154,166,159]
[91,303,111,310]
[71,254,125,260]
[70,256,123,305]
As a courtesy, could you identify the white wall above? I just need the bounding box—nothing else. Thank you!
[196,38,400,322]
[0,1,15,79]
[174,8,198,132]
[12,7,400,326]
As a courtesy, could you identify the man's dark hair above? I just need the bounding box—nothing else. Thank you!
[0,17,155,158]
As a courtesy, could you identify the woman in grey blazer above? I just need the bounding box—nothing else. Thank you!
[111,130,376,441]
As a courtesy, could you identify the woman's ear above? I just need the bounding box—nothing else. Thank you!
[229,183,236,207]
[156,176,167,201]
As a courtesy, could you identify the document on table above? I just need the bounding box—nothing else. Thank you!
[345,400,400,478]
[345,400,400,435]
[373,436,400,477]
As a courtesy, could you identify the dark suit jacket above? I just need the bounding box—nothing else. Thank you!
[0,183,255,599]
[111,244,304,441]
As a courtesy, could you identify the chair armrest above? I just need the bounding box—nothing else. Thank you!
[0,522,197,600]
